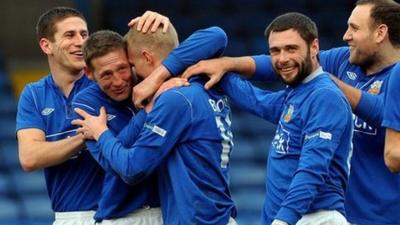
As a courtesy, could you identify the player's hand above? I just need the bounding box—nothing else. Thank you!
[128,10,170,33]
[182,58,228,90]
[71,107,109,141]
[144,78,189,112]
[133,65,171,109]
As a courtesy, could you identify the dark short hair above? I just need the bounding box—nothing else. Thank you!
[83,30,126,69]
[36,6,86,42]
[356,0,400,47]
[264,12,318,47]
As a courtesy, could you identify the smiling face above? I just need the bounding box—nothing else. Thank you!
[44,16,88,73]
[88,48,133,102]
[343,4,378,67]
[268,29,317,86]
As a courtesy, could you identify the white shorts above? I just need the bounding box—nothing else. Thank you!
[228,217,238,225]
[53,211,96,225]
[296,210,348,225]
[98,207,162,225]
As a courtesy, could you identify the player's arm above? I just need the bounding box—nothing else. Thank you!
[384,129,400,173]
[220,72,284,123]
[74,91,191,185]
[17,129,85,172]
[382,64,400,172]
[114,110,147,147]
[319,47,349,76]
[71,95,118,171]
[16,86,85,172]
[275,90,352,224]
[331,76,383,127]
[82,110,146,173]
[133,26,228,108]
[182,54,280,89]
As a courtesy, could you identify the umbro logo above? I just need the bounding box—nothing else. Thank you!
[41,108,54,116]
[346,71,357,80]
[107,114,116,121]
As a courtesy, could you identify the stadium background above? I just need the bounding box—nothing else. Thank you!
[0,0,354,224]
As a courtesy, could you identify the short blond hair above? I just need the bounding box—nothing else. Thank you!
[125,23,179,59]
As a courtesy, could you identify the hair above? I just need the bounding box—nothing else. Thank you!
[356,0,400,47]
[83,30,126,69]
[36,6,86,42]
[264,12,318,47]
[124,23,179,59]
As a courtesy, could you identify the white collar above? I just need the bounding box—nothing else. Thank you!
[302,66,324,83]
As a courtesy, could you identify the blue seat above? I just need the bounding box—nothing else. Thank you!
[235,211,260,225]
[0,172,12,195]
[232,188,265,213]
[0,119,16,140]
[0,141,20,169]
[0,197,19,220]
[230,164,265,189]
[20,194,52,220]
[11,170,47,195]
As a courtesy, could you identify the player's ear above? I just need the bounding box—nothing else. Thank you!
[142,49,154,65]
[39,38,52,55]
[84,66,95,80]
[310,38,319,59]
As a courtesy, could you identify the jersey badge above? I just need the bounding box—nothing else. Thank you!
[367,80,383,95]
[283,105,294,123]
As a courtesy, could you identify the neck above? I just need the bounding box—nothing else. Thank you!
[48,58,84,97]
[365,44,400,75]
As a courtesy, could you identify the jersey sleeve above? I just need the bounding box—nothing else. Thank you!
[275,89,351,224]
[251,54,279,82]
[354,92,384,127]
[16,85,45,132]
[71,93,113,170]
[383,64,400,131]
[116,109,147,147]
[96,90,192,185]
[162,26,227,76]
[71,92,98,120]
[220,72,284,123]
[319,47,349,77]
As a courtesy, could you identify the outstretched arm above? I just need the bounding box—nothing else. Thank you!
[220,73,284,123]
[133,26,228,108]
[331,75,383,127]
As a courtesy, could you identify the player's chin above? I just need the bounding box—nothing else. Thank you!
[112,92,130,102]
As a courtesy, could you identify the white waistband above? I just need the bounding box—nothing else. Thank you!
[125,207,161,217]
[55,210,96,220]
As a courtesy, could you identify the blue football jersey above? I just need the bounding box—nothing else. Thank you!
[253,47,400,225]
[72,84,159,221]
[221,69,352,225]
[71,25,229,222]
[93,77,237,225]
[16,74,104,211]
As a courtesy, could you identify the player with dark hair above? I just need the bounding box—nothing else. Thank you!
[72,23,238,225]
[182,1,400,224]
[16,7,170,224]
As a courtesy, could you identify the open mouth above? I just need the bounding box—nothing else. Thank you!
[70,50,83,57]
